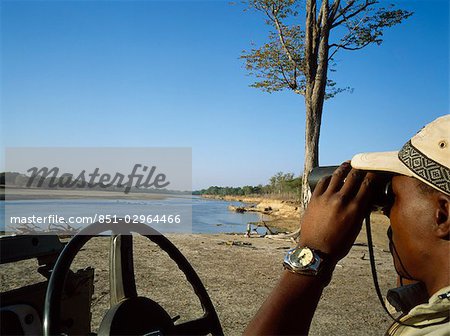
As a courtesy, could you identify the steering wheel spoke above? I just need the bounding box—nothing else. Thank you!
[109,234,138,305]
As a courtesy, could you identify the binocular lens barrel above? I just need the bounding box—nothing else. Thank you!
[307,166,339,192]
[308,165,393,210]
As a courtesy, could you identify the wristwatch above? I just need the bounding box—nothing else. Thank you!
[283,246,333,285]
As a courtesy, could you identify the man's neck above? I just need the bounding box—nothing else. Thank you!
[423,258,450,298]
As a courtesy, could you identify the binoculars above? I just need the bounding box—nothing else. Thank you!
[308,166,394,211]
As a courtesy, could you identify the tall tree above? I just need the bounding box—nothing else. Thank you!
[242,0,412,210]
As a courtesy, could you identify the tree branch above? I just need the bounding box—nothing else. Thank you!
[305,0,317,84]
[329,0,341,22]
[328,10,371,60]
[330,0,357,23]
[280,65,296,90]
[272,11,301,71]
[338,41,372,50]
[331,0,376,28]
[328,41,343,60]
[275,50,296,89]
[262,5,276,23]
[313,0,330,93]
[328,37,371,60]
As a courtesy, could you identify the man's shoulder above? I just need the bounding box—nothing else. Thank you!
[408,286,450,317]
[386,286,450,336]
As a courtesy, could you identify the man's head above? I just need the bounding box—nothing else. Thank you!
[351,115,450,295]
[388,176,449,291]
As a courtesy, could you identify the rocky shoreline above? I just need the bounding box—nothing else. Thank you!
[202,194,302,233]
[202,195,301,218]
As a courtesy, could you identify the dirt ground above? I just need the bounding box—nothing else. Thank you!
[0,214,397,335]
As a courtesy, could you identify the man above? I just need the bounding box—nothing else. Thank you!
[244,115,450,335]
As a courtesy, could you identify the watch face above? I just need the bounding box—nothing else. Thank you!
[291,247,314,267]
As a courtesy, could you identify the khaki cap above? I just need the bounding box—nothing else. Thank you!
[351,115,450,195]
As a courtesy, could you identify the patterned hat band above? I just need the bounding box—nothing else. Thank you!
[398,140,450,195]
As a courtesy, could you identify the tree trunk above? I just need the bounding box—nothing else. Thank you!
[301,0,331,211]
[301,102,322,209]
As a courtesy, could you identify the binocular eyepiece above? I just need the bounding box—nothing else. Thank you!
[308,166,394,211]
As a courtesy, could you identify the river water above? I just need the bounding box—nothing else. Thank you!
[1,196,268,234]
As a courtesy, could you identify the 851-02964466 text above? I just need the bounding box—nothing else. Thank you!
[9,214,183,226]
[96,214,182,225]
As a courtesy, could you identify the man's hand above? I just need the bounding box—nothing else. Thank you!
[299,161,376,263]
[244,162,378,336]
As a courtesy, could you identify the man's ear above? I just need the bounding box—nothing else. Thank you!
[435,193,450,240]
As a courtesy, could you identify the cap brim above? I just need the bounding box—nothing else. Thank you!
[351,151,414,177]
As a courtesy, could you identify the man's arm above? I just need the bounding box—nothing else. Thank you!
[244,270,329,335]
[244,162,376,335]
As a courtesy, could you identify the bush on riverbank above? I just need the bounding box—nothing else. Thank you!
[193,172,301,201]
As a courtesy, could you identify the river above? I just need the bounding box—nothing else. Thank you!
[1,196,268,234]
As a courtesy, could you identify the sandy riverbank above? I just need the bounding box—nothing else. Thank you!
[202,195,300,216]
[1,219,396,335]
[2,188,183,200]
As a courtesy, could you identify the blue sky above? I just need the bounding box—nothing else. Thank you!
[1,0,448,189]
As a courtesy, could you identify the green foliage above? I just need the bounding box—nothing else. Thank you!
[194,172,302,200]
[242,29,306,94]
[328,3,413,54]
[241,0,413,98]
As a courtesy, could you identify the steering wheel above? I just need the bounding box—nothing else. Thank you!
[43,220,223,335]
